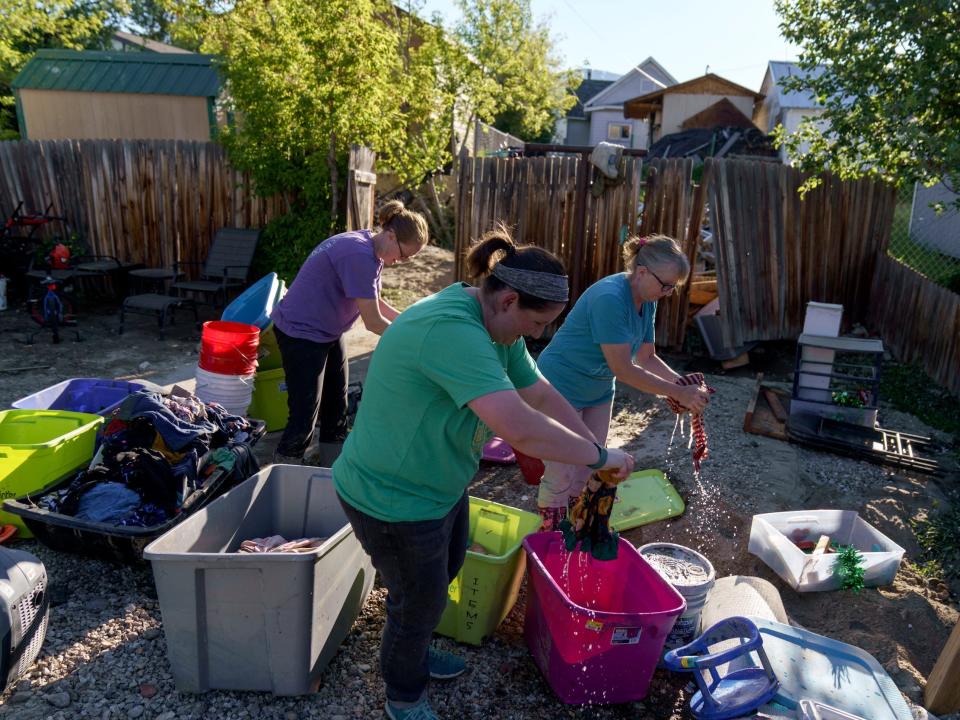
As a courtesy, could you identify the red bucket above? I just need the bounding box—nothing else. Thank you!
[199,320,260,376]
[515,449,544,485]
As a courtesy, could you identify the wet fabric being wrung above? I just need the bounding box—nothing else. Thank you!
[559,470,625,561]
[665,372,716,471]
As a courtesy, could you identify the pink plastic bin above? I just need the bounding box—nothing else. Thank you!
[522,533,686,705]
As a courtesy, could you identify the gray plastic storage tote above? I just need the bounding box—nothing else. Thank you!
[143,465,374,695]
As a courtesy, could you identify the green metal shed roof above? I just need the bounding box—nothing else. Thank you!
[12,49,220,97]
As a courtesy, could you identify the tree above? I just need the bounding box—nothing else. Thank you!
[452,0,577,147]
[0,0,127,137]
[775,0,960,194]
[124,0,226,51]
[203,0,406,275]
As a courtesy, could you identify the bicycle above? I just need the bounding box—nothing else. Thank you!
[24,273,80,344]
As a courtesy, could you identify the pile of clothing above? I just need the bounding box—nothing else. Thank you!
[39,390,260,528]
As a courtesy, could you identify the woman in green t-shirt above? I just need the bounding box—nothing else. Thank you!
[332,229,634,720]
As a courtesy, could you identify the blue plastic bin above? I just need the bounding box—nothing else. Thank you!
[221,273,285,330]
[12,379,153,417]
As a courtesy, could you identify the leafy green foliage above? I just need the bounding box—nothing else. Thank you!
[880,361,960,439]
[832,542,866,592]
[453,0,577,143]
[0,0,127,136]
[774,0,960,199]
[125,0,226,51]
[911,496,960,581]
[250,209,334,285]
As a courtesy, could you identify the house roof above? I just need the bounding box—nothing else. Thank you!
[766,61,826,109]
[681,98,756,130]
[583,57,677,110]
[12,49,219,97]
[567,79,615,119]
[112,30,193,54]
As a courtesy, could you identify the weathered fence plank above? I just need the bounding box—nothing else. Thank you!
[0,139,282,276]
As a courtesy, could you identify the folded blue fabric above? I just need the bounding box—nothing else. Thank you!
[75,482,141,524]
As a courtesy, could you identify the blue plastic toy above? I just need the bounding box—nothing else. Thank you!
[663,616,780,720]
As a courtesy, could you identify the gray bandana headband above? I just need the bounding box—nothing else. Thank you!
[490,263,569,303]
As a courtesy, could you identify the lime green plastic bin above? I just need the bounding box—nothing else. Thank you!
[435,497,540,645]
[0,409,104,537]
[247,367,289,432]
[257,323,284,372]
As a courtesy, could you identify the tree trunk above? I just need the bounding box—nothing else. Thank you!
[428,175,451,246]
[328,133,339,227]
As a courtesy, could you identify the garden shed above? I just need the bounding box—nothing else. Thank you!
[12,49,220,141]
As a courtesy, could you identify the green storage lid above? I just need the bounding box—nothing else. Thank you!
[609,469,685,532]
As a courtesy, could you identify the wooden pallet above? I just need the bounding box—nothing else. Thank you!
[743,373,790,440]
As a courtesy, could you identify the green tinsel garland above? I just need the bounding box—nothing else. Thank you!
[833,542,866,592]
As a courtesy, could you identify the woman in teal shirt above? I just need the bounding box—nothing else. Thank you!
[333,229,634,720]
[535,234,712,530]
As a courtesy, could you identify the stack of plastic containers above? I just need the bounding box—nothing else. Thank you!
[194,321,259,416]
[220,273,289,430]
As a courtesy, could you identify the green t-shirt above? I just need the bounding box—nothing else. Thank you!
[333,283,542,522]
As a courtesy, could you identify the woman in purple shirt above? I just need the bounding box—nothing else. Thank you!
[271,201,428,465]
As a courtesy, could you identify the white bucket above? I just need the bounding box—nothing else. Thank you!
[639,542,716,652]
[194,365,255,416]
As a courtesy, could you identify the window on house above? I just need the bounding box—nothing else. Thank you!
[607,123,632,140]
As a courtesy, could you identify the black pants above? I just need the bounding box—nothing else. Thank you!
[275,326,348,458]
[338,492,469,703]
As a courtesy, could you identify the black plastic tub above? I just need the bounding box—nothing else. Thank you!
[2,421,265,564]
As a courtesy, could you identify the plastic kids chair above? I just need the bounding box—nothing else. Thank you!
[663,616,779,720]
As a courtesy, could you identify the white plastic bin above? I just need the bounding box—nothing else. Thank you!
[748,510,904,592]
[143,466,374,695]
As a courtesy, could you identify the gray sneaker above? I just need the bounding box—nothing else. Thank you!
[272,452,303,465]
[307,441,343,468]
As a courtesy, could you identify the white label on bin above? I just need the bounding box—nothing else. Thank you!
[611,627,642,645]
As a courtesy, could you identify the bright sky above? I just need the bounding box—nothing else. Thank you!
[415,0,803,91]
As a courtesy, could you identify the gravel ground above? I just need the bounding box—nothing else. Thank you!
[0,249,957,719]
[1,364,957,720]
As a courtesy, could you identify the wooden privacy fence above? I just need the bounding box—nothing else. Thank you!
[454,153,642,305]
[0,139,284,270]
[869,256,960,395]
[638,158,897,349]
[346,145,376,232]
[706,158,896,349]
[637,157,703,346]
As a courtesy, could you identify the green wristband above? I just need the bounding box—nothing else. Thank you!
[586,442,608,470]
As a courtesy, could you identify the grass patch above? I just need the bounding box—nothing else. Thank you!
[911,496,960,580]
[381,287,420,311]
[880,361,960,439]
[888,198,960,288]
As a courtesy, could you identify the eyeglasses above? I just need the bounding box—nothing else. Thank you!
[646,266,677,294]
[395,235,408,261]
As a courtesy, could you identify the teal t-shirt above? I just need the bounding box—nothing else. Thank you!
[537,273,656,408]
[333,283,542,522]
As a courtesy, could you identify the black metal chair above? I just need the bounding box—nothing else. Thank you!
[169,228,262,309]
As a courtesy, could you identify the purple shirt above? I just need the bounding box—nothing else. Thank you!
[272,230,382,342]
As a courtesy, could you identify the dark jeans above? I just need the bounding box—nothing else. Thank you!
[338,492,469,703]
[275,326,348,458]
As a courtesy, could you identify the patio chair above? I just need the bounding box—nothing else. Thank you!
[169,227,262,309]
